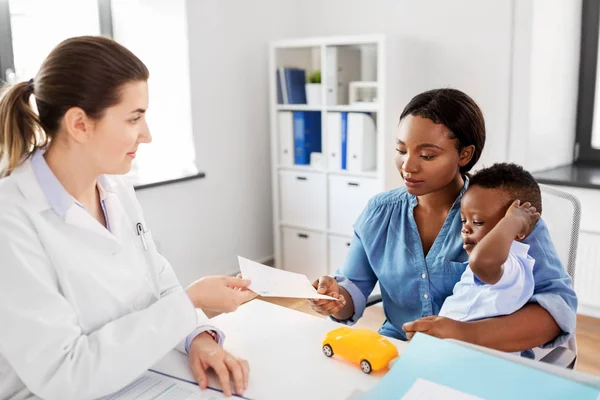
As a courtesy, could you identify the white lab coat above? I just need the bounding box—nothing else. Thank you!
[0,160,211,399]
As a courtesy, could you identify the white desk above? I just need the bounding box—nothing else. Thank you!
[152,300,600,400]
[151,300,407,400]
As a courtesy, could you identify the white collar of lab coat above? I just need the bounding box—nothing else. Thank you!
[13,157,126,246]
[28,149,115,215]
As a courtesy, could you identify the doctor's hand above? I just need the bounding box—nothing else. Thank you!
[186,276,257,313]
[189,332,249,397]
[307,276,347,316]
[402,315,466,341]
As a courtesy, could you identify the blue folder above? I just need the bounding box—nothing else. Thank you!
[293,111,321,165]
[284,68,307,104]
[276,69,283,104]
[341,112,348,170]
[362,333,600,400]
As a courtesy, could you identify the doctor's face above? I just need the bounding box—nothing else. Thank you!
[87,80,152,175]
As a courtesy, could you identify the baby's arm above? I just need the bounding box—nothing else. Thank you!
[469,200,539,284]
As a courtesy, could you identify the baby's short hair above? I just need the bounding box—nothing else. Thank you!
[469,163,542,214]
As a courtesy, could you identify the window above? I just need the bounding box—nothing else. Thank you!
[3,0,101,84]
[0,0,200,187]
[577,0,600,163]
[110,0,199,186]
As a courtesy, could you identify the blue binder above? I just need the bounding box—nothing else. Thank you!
[276,69,283,104]
[284,68,307,104]
[341,112,348,170]
[293,111,322,165]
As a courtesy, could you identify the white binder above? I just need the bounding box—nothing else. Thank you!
[346,113,376,172]
[278,111,294,166]
[325,47,361,105]
[327,112,342,170]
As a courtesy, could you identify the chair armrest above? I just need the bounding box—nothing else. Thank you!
[539,346,577,369]
[366,293,383,307]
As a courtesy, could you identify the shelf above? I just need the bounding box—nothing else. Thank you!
[277,166,378,178]
[349,81,378,88]
[277,104,322,111]
[276,104,381,113]
[271,34,390,274]
[326,104,380,113]
[272,34,384,49]
[277,165,326,173]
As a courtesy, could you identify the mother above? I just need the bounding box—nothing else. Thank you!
[309,88,576,356]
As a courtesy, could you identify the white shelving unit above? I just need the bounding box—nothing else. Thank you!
[269,35,403,278]
[277,105,322,112]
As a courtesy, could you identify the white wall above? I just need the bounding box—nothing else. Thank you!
[291,0,582,172]
[292,0,514,168]
[136,0,302,286]
[135,0,582,285]
[507,0,534,171]
[528,0,581,171]
[509,0,582,172]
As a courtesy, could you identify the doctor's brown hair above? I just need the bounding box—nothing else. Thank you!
[0,36,149,178]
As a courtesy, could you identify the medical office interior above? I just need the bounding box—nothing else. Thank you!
[1,0,600,399]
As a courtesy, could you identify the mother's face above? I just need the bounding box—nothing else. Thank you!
[395,115,474,196]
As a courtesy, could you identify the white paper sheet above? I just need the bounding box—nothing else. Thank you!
[238,256,338,300]
[101,370,227,400]
[401,378,483,400]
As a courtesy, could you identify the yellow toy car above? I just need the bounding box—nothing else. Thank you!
[322,327,398,374]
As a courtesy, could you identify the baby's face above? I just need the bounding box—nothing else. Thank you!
[460,186,511,255]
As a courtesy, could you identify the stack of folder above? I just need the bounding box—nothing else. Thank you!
[327,112,376,172]
[278,111,376,170]
[277,67,307,104]
[278,111,322,166]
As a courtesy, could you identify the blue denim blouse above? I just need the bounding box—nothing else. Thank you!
[334,182,577,356]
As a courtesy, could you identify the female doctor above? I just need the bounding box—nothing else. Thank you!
[0,36,254,399]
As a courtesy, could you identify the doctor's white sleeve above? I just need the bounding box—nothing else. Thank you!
[153,252,225,354]
[123,176,223,354]
[0,213,199,400]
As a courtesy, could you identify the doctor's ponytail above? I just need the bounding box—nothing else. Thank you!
[0,80,46,178]
[0,36,148,178]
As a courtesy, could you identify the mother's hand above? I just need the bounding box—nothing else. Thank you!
[402,315,466,341]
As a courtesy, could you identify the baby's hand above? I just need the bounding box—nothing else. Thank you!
[505,199,540,239]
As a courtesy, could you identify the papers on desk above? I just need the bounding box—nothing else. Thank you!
[101,370,228,400]
[362,333,600,400]
[238,256,338,300]
[401,379,483,400]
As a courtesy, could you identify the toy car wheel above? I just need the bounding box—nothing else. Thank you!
[360,360,372,374]
[322,344,334,357]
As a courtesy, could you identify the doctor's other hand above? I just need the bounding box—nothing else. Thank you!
[189,332,249,397]
[186,276,257,313]
[307,276,346,316]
